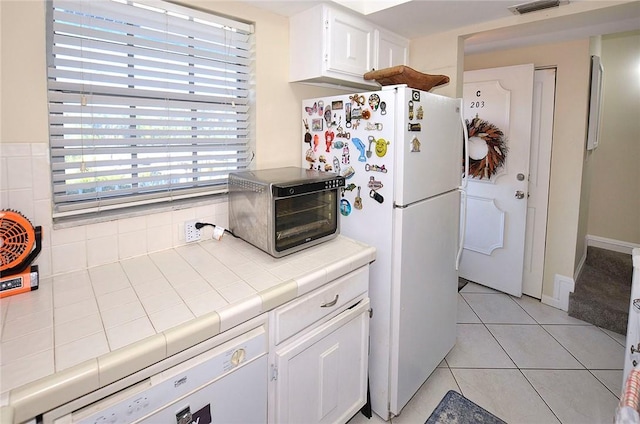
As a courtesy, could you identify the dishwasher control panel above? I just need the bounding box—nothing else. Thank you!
[64,326,267,424]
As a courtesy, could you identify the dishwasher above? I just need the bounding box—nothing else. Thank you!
[43,315,268,424]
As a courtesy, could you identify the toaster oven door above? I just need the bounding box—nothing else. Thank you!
[274,189,338,253]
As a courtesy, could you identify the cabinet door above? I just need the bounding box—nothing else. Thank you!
[375,28,409,70]
[273,298,370,424]
[326,8,375,77]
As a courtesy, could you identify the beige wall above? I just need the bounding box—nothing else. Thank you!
[1,1,50,144]
[409,29,464,98]
[586,30,640,244]
[576,37,602,272]
[463,39,592,298]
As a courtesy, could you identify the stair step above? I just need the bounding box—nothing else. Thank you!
[585,246,633,283]
[568,293,628,335]
[568,264,632,335]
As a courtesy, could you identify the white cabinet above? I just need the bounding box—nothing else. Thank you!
[376,28,409,70]
[290,4,408,90]
[325,7,375,80]
[269,266,370,424]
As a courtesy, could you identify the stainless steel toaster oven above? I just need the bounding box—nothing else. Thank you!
[228,167,345,257]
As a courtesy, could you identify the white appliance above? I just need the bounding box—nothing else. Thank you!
[301,86,464,419]
[44,316,268,424]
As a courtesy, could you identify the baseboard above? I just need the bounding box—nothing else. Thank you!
[586,235,640,255]
[541,274,575,312]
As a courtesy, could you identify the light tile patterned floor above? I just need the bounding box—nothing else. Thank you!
[349,282,624,424]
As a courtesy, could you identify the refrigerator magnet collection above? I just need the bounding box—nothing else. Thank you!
[303,91,405,214]
[301,85,464,419]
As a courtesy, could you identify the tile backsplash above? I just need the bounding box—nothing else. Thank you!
[0,142,229,278]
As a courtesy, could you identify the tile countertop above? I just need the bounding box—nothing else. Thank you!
[0,235,375,424]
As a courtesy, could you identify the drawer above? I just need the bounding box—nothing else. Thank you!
[272,266,369,345]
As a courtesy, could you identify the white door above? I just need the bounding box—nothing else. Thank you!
[459,64,534,297]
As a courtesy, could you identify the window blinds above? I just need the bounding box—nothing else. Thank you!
[47,0,254,217]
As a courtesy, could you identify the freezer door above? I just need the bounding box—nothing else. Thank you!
[389,190,459,415]
[394,89,463,206]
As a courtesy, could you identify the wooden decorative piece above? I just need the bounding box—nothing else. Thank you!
[363,65,449,92]
[464,117,508,179]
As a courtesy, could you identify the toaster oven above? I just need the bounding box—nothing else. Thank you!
[228,167,345,257]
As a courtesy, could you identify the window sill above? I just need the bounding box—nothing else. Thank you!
[52,193,229,230]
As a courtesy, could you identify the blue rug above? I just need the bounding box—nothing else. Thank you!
[426,390,506,424]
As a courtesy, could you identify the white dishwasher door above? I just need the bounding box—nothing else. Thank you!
[63,326,267,424]
[140,355,267,424]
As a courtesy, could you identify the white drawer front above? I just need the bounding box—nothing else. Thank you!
[273,266,368,345]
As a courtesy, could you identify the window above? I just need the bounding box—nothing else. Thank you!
[47,0,254,218]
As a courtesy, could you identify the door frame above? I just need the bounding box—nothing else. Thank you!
[522,67,556,298]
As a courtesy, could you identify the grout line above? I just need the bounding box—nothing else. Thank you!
[446,365,464,397]
[586,368,622,400]
[518,368,564,423]
[448,283,624,424]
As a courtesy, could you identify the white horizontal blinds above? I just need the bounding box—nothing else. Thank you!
[48,0,254,216]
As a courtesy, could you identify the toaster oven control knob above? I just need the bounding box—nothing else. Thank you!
[231,348,246,366]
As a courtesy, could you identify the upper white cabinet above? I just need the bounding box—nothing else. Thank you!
[376,27,409,70]
[290,4,409,90]
[325,8,375,79]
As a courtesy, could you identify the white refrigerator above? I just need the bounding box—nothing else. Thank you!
[301,85,464,419]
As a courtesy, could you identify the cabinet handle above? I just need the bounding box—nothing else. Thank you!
[321,294,339,308]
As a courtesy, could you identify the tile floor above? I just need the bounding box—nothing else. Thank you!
[349,281,625,424]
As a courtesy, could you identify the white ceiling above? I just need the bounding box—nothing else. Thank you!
[241,0,640,53]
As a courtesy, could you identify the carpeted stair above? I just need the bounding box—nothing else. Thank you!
[568,246,633,335]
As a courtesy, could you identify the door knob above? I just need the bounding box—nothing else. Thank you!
[515,190,526,199]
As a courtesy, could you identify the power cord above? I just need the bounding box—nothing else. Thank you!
[195,222,238,238]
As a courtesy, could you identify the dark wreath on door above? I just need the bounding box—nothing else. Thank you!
[463,117,508,180]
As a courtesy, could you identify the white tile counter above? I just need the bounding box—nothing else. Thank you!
[0,235,375,424]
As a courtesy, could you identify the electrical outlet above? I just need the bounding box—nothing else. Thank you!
[185,220,201,243]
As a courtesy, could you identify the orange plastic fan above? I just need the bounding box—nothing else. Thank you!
[0,210,35,271]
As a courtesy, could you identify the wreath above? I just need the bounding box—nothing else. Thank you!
[464,117,508,179]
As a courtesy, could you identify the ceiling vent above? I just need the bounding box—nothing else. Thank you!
[508,0,569,15]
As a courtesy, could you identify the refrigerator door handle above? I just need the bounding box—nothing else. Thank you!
[459,98,470,191]
[456,100,469,271]
[456,188,467,271]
